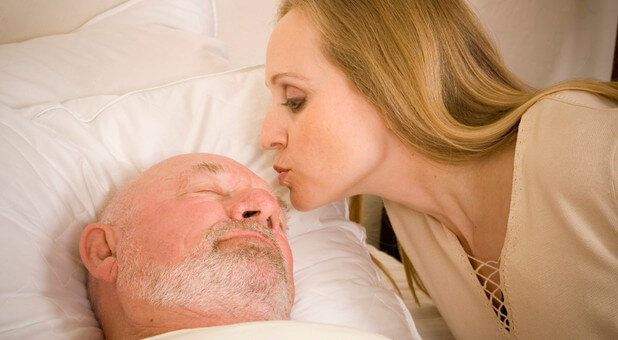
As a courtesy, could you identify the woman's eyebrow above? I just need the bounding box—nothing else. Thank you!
[268,71,309,87]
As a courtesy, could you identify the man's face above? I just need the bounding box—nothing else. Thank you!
[114,153,293,320]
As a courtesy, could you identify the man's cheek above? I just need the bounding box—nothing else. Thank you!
[276,236,293,273]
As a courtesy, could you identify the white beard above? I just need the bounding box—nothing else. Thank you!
[116,220,292,321]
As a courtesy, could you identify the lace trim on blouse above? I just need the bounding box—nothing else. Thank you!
[467,254,511,332]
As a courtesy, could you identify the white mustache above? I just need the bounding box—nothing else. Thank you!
[198,219,281,254]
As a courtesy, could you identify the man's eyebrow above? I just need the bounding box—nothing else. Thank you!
[192,161,288,211]
[193,162,224,175]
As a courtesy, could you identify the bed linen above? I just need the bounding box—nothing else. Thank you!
[0,1,421,339]
[144,320,391,340]
[0,0,228,109]
[370,246,454,340]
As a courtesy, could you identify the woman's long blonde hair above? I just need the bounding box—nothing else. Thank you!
[277,0,618,303]
[277,0,618,163]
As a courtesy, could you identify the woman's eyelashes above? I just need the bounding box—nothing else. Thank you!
[283,97,306,113]
[282,85,306,113]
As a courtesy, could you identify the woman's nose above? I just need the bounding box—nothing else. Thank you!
[229,188,282,231]
[260,106,287,150]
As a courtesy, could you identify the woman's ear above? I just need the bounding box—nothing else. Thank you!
[79,223,119,283]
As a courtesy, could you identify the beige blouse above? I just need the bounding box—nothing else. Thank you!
[384,90,618,339]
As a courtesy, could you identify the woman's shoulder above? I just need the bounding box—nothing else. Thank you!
[536,89,618,111]
[515,88,617,202]
[520,89,618,143]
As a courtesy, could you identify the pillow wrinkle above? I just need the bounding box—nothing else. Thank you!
[0,5,228,109]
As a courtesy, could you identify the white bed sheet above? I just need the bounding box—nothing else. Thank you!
[369,246,455,340]
[145,320,391,340]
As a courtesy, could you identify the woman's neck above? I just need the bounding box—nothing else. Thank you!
[374,141,516,262]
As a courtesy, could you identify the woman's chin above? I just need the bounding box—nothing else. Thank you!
[289,192,321,212]
[290,191,341,212]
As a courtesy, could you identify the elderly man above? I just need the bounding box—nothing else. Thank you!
[79,153,294,340]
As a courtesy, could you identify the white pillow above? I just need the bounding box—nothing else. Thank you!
[0,65,419,339]
[0,0,126,43]
[0,0,228,109]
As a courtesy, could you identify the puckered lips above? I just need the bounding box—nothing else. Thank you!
[274,165,290,186]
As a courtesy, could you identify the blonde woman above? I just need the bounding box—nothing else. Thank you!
[260,0,618,338]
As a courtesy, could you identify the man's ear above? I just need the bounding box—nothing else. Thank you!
[79,223,120,283]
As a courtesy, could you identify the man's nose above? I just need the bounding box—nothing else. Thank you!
[229,188,282,231]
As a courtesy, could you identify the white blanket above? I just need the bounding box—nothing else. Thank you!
[146,321,390,340]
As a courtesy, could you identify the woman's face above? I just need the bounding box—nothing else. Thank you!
[261,9,397,211]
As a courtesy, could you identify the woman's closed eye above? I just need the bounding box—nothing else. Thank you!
[283,97,305,113]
